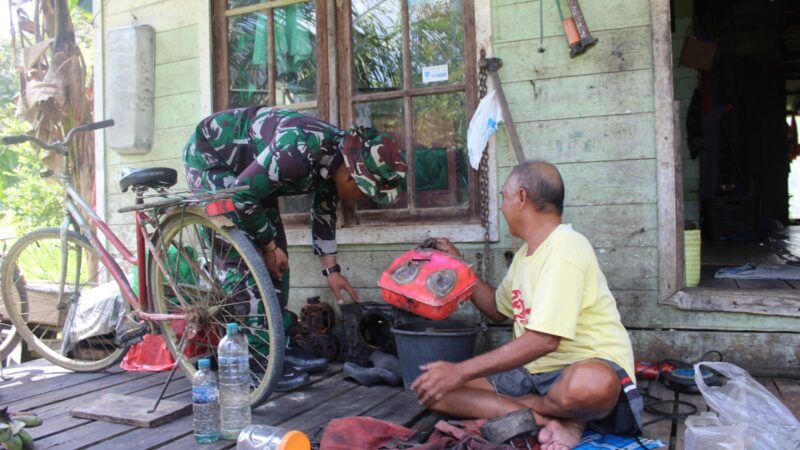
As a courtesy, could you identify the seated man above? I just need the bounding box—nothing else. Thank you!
[412,161,642,450]
[183,106,406,391]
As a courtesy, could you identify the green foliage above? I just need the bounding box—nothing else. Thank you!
[0,104,63,234]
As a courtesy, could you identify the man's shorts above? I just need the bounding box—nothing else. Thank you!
[486,360,644,436]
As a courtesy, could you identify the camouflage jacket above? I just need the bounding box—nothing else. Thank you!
[183,107,345,255]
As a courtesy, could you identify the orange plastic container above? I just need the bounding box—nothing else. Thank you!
[378,248,477,320]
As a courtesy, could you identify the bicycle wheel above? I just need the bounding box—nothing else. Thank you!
[151,211,283,407]
[0,228,128,371]
[0,266,23,360]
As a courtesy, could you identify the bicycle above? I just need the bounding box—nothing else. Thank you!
[0,121,284,406]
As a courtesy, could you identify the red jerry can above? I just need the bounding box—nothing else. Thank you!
[378,248,477,320]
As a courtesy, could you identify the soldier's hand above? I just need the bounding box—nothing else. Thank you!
[327,273,359,304]
[263,246,289,280]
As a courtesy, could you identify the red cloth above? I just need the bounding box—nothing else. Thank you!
[319,416,537,450]
[120,334,175,372]
[320,417,415,450]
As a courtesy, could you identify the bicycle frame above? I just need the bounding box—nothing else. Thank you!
[48,140,188,324]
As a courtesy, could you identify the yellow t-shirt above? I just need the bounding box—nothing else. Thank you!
[495,224,635,380]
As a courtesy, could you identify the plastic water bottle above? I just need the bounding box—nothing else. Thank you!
[218,322,252,440]
[192,358,220,443]
[236,425,311,450]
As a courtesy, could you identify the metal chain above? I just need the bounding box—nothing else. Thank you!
[477,50,492,282]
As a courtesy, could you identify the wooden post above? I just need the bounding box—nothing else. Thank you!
[652,0,680,300]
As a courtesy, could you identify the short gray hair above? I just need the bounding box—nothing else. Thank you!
[508,160,564,214]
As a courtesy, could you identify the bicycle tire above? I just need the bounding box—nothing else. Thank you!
[150,211,284,407]
[0,272,22,360]
[0,228,128,371]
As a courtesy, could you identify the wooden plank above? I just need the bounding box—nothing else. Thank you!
[105,125,194,166]
[595,246,659,290]
[34,419,132,449]
[616,289,800,332]
[360,389,426,426]
[565,204,658,247]
[496,26,653,83]
[25,373,190,440]
[651,0,679,301]
[559,160,657,206]
[105,0,200,32]
[773,378,800,420]
[279,383,400,433]
[0,367,121,404]
[155,58,200,97]
[629,330,800,378]
[495,113,656,168]
[155,25,199,65]
[492,0,651,44]
[504,70,655,123]
[734,279,794,290]
[154,92,202,129]
[91,414,198,450]
[70,392,191,427]
[661,288,800,317]
[7,369,155,412]
[253,373,358,424]
[104,368,342,450]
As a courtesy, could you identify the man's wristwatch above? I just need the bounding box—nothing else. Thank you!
[321,264,341,277]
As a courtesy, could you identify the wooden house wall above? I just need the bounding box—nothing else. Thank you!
[98,0,799,375]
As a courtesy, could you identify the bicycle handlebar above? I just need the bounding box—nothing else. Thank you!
[1,135,30,145]
[1,119,115,151]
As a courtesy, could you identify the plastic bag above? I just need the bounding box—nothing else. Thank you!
[684,361,800,450]
[467,89,503,170]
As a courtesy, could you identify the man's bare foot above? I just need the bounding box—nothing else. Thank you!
[537,419,584,450]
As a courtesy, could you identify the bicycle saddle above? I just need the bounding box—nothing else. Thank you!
[119,167,178,193]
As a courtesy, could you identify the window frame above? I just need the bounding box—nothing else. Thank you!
[211,0,492,244]
[336,0,480,227]
[212,0,330,120]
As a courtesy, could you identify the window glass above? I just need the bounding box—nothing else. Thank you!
[354,99,407,209]
[228,12,270,107]
[412,92,469,208]
[410,0,464,88]
[351,0,403,94]
[274,3,318,105]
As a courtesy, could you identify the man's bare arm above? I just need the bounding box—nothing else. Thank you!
[460,329,560,381]
[470,278,507,323]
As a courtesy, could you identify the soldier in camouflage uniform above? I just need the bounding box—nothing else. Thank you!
[183,106,406,390]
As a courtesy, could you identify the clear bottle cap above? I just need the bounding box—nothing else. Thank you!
[198,358,210,369]
[226,322,239,335]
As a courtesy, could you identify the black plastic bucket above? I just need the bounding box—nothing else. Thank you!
[391,320,479,390]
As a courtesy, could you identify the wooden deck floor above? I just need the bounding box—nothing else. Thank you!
[2,359,798,449]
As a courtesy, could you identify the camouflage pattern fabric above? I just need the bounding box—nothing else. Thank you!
[342,127,407,205]
[183,106,344,256]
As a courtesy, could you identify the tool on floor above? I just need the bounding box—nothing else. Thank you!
[555,0,597,57]
[480,408,539,444]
